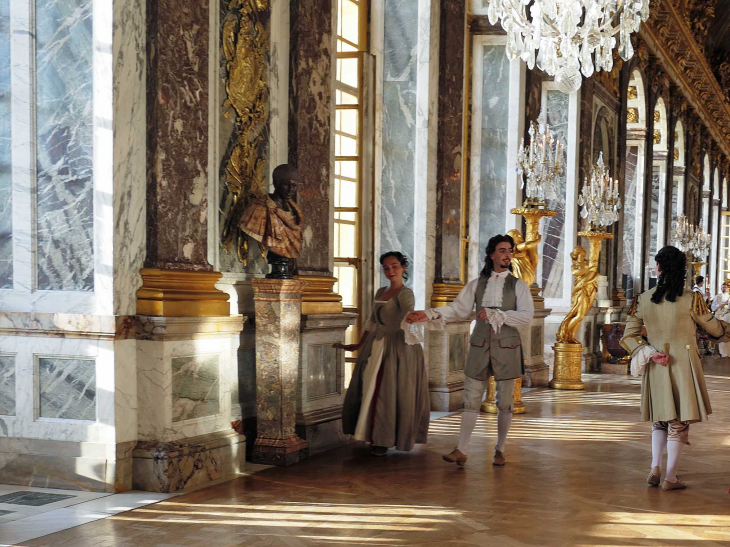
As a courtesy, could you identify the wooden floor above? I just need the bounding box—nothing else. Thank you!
[19,359,730,546]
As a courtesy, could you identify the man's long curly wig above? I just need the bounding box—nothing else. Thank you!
[651,245,686,304]
[481,234,515,278]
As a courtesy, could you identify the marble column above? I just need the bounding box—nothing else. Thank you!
[427,0,466,411]
[251,278,309,465]
[138,0,229,316]
[288,0,334,278]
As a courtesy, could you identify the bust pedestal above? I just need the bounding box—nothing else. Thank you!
[251,278,309,465]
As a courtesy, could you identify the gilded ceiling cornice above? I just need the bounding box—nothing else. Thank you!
[640,0,730,159]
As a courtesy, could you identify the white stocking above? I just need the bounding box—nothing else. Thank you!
[496,410,512,452]
[457,411,478,454]
[665,441,684,483]
[651,429,667,469]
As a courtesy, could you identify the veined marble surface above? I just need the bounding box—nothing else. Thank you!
[0,0,11,289]
[0,335,115,443]
[113,0,146,316]
[0,353,15,416]
[39,357,97,421]
[621,145,640,298]
[477,44,509,267]
[171,354,221,422]
[0,312,116,339]
[541,90,569,299]
[35,0,94,292]
[379,0,418,289]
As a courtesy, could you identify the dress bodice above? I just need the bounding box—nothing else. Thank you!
[368,287,414,339]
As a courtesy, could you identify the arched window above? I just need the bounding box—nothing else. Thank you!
[621,69,647,299]
[671,120,685,219]
[645,97,668,288]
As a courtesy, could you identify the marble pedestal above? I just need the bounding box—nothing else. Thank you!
[427,320,471,411]
[521,304,552,387]
[296,313,357,455]
[251,279,309,466]
[121,314,246,492]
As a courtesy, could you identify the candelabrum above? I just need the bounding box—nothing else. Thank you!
[516,110,564,209]
[552,156,621,390]
[485,0,651,93]
[577,152,620,230]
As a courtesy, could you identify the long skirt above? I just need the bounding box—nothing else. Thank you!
[342,330,430,451]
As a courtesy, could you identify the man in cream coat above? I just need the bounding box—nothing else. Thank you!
[407,234,533,466]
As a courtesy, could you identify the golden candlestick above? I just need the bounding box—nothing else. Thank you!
[550,230,613,390]
[482,205,555,414]
[689,261,706,279]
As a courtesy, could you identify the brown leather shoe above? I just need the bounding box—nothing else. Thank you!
[647,466,661,487]
[493,449,506,466]
[443,448,468,466]
[662,477,687,491]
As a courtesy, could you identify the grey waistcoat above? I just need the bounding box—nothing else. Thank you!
[464,273,525,381]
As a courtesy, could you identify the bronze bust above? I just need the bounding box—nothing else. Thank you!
[240,164,304,278]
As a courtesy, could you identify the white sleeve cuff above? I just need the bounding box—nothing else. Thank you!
[400,316,424,345]
[631,345,657,377]
[423,309,447,330]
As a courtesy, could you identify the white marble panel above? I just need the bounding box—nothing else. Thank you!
[0,335,115,444]
[38,357,97,421]
[0,353,15,416]
[112,0,146,316]
[0,0,10,289]
[137,332,239,442]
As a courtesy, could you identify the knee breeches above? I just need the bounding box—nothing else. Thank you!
[463,375,515,413]
[653,420,690,444]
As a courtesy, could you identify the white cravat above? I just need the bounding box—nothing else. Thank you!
[481,270,510,309]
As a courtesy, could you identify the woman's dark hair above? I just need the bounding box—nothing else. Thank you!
[651,245,686,304]
[380,251,409,281]
[481,234,515,277]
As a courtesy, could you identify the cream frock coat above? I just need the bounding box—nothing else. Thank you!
[621,288,730,423]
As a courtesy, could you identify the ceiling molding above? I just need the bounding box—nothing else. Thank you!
[640,0,730,159]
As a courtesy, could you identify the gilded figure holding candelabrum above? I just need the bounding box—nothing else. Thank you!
[506,229,541,288]
[556,246,599,344]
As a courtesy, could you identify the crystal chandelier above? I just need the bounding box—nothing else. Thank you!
[671,215,711,261]
[516,109,564,207]
[486,0,651,94]
[578,152,620,229]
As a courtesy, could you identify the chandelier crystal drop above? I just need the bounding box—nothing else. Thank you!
[486,0,651,94]
[671,215,711,261]
[577,152,620,230]
[516,108,564,208]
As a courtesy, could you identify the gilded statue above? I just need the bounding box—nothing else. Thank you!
[556,245,599,344]
[220,0,270,266]
[241,164,304,278]
[507,229,540,287]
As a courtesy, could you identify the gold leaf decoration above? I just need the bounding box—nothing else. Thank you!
[674,147,679,161]
[654,110,660,123]
[654,129,661,145]
[220,0,270,266]
[627,108,639,124]
[627,86,638,100]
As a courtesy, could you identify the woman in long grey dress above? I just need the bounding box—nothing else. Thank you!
[338,252,430,456]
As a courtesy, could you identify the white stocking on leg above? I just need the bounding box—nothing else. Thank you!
[496,410,512,452]
[665,441,684,483]
[457,411,478,454]
[651,429,667,469]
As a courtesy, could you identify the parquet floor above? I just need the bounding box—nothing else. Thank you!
[16,359,730,546]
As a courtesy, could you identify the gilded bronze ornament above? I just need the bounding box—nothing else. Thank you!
[627,85,638,100]
[654,129,662,145]
[627,107,639,124]
[220,0,271,266]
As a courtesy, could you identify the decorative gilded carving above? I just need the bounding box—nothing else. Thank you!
[627,107,639,124]
[220,0,271,266]
[654,129,661,145]
[674,147,680,161]
[627,85,638,100]
[654,110,660,123]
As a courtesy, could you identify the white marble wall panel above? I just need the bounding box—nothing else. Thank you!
[377,0,418,289]
[540,88,569,300]
[469,39,510,277]
[35,0,95,292]
[0,353,15,416]
[0,0,11,289]
[38,357,96,421]
[4,0,113,315]
[171,354,221,422]
[0,335,115,444]
[113,0,146,316]
[137,331,240,443]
